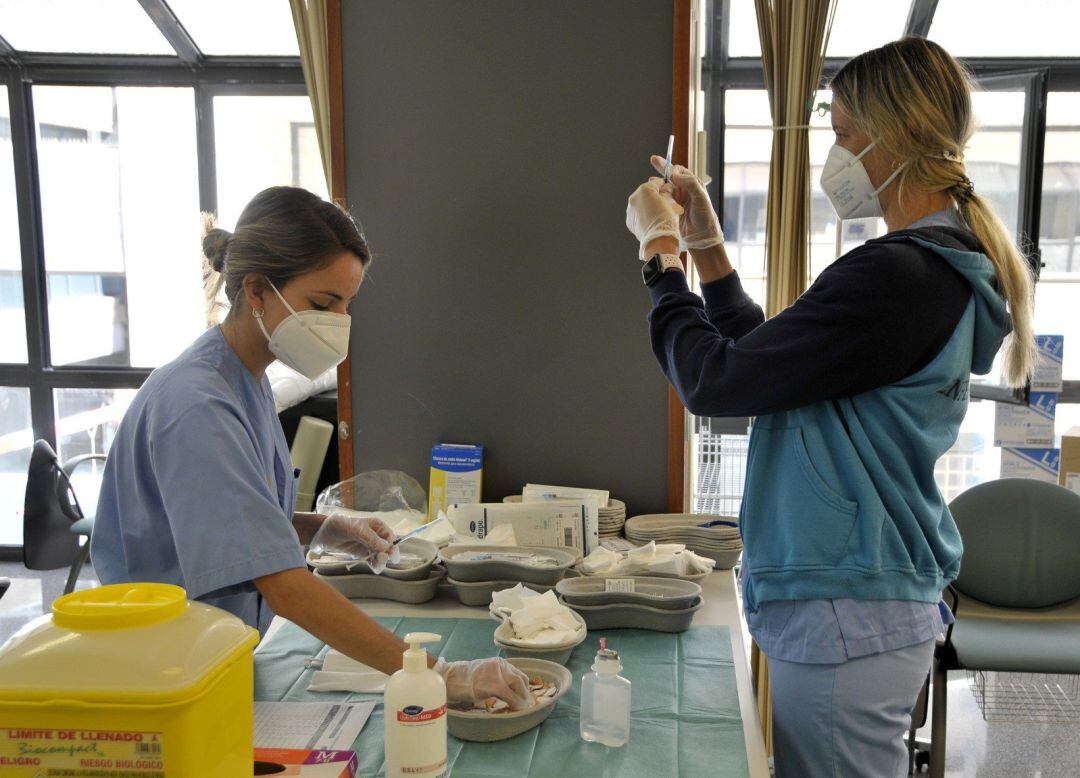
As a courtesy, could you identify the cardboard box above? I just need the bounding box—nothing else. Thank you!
[447,500,600,555]
[1061,426,1080,496]
[254,748,357,777]
[1032,335,1064,392]
[1000,447,1060,484]
[429,443,483,521]
[994,391,1056,447]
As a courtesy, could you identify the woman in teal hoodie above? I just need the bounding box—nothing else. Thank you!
[625,39,1035,777]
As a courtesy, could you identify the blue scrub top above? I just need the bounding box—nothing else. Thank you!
[92,327,306,635]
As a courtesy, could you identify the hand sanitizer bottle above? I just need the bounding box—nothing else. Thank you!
[579,637,631,747]
[384,632,447,777]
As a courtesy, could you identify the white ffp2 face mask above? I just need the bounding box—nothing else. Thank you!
[819,140,906,220]
[254,282,351,379]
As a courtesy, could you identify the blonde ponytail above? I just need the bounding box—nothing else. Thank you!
[831,38,1036,387]
[959,191,1036,385]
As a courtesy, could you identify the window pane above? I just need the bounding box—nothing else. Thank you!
[0,386,31,545]
[167,0,299,56]
[0,84,26,363]
[935,399,999,504]
[968,90,1024,239]
[727,0,910,60]
[34,86,204,369]
[1034,285,1080,379]
[727,0,761,58]
[722,90,771,303]
[0,0,174,55]
[54,388,136,518]
[213,95,327,231]
[930,0,1080,57]
[824,0,909,58]
[1041,93,1080,278]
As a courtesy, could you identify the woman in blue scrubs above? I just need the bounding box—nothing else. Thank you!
[92,186,532,709]
[626,39,1035,775]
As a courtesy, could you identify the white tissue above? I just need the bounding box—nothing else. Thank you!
[307,650,388,694]
[579,541,713,576]
[308,671,387,694]
[579,545,620,575]
[507,590,582,646]
[491,583,541,612]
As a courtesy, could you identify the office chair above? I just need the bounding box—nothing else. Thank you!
[925,478,1080,777]
[22,439,105,595]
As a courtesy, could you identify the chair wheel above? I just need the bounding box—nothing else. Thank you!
[914,750,931,772]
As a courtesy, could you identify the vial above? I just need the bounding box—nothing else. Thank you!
[579,637,631,747]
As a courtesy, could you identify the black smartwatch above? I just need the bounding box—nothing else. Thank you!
[641,253,684,287]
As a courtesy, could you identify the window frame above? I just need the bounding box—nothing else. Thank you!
[0,7,309,556]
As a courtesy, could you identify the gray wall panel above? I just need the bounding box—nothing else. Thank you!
[342,1,675,514]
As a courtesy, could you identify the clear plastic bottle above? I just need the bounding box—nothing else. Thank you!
[579,638,631,747]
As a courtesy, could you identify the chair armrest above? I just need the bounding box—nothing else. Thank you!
[62,453,107,479]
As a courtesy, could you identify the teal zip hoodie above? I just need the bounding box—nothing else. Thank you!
[646,226,1011,609]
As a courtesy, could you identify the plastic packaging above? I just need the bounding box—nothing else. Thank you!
[384,632,448,778]
[0,583,259,777]
[579,638,631,747]
[317,469,428,517]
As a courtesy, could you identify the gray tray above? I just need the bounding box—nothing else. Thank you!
[307,537,439,581]
[445,578,554,607]
[447,658,571,742]
[438,545,577,585]
[555,576,701,610]
[575,568,711,583]
[559,595,703,633]
[313,569,444,603]
[493,638,581,666]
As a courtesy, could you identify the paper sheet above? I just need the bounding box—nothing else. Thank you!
[254,701,375,751]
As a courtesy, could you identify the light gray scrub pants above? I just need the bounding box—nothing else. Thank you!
[768,639,935,778]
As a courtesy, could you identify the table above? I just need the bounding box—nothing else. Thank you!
[257,569,768,777]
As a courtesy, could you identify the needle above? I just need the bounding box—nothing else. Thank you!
[663,134,675,183]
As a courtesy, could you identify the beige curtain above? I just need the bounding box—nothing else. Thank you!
[290,0,333,190]
[750,0,838,756]
[755,0,837,317]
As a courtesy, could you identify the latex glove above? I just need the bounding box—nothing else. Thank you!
[649,155,724,251]
[626,178,684,260]
[309,512,398,574]
[435,657,535,711]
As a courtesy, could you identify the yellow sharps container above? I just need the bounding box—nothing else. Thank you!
[0,582,260,777]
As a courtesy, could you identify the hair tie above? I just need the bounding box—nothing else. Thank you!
[955,175,975,203]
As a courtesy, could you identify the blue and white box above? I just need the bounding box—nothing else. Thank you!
[1000,447,1061,484]
[429,443,483,521]
[1032,335,1064,392]
[994,391,1056,447]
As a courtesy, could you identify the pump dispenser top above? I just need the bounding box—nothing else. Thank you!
[402,632,440,672]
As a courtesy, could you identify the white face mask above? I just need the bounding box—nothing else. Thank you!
[254,282,351,380]
[820,140,906,220]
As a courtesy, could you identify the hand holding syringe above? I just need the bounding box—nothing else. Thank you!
[310,513,448,574]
